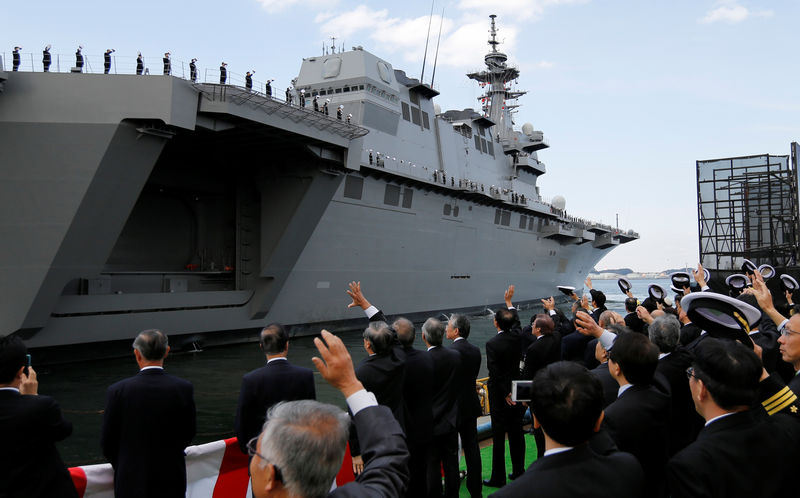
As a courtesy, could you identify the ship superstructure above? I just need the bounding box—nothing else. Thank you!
[0,16,637,359]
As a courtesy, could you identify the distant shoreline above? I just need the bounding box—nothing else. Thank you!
[589,273,671,280]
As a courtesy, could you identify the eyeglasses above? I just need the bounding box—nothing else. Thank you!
[781,326,800,338]
[246,437,283,483]
[685,366,697,380]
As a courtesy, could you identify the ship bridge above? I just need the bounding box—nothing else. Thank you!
[0,70,370,346]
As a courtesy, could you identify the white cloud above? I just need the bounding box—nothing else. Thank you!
[457,0,588,22]
[699,3,774,24]
[257,0,333,14]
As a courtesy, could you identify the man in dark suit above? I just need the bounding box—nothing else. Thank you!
[394,317,435,498]
[623,297,645,333]
[447,313,482,498]
[235,324,316,454]
[349,321,405,474]
[590,324,629,408]
[648,315,701,455]
[101,329,196,498]
[667,337,800,498]
[423,317,462,498]
[484,286,526,488]
[250,330,408,498]
[0,336,78,498]
[602,331,670,498]
[491,361,643,498]
[521,313,561,459]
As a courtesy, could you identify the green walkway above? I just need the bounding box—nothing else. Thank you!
[457,433,538,497]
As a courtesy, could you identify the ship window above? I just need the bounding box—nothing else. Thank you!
[474,135,481,152]
[410,92,420,105]
[343,86,350,92]
[453,206,459,217]
[528,217,535,230]
[384,184,401,206]
[319,90,326,95]
[335,88,342,94]
[501,211,511,226]
[344,176,364,200]
[494,209,502,224]
[411,107,421,126]
[478,127,485,137]
[402,188,413,208]
[359,85,365,90]
[422,111,430,130]
[401,102,411,121]
[487,141,494,157]
[481,138,488,153]
[520,215,528,229]
[443,203,452,216]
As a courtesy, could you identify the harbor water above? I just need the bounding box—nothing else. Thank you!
[41,278,670,466]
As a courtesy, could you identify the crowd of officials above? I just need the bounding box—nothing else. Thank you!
[3,264,800,497]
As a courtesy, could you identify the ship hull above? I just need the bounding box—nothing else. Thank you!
[1,71,624,359]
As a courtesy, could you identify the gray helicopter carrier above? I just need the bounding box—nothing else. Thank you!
[0,16,637,358]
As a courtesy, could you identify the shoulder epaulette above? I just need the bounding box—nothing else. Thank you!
[762,385,798,416]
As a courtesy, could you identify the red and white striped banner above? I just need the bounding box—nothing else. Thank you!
[69,438,355,497]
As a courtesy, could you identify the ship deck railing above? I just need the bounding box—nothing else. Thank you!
[0,51,369,141]
[195,83,369,141]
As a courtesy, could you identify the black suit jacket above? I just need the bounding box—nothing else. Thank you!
[235,358,316,453]
[667,409,799,498]
[489,443,644,498]
[522,334,560,380]
[351,351,406,455]
[486,331,522,401]
[398,345,434,445]
[101,368,196,498]
[450,338,482,425]
[428,345,461,436]
[602,384,670,498]
[624,312,645,333]
[655,349,702,455]
[0,390,78,498]
[330,405,409,497]
[590,362,619,408]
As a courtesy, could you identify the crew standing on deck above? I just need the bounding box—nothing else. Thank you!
[265,79,272,97]
[299,89,306,108]
[337,105,343,120]
[313,95,319,112]
[189,58,198,82]
[104,49,115,74]
[163,52,171,75]
[219,62,227,84]
[136,53,143,75]
[245,71,254,91]
[285,86,293,104]
[75,46,84,72]
[12,46,21,71]
[42,45,51,72]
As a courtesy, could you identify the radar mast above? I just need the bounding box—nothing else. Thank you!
[466,15,526,141]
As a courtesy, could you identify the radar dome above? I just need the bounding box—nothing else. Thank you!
[552,195,566,211]
[434,103,442,115]
[522,123,534,136]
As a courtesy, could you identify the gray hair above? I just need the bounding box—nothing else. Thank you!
[258,400,350,498]
[132,329,168,360]
[393,317,415,346]
[448,314,471,338]
[649,315,680,354]
[363,321,393,355]
[422,317,445,347]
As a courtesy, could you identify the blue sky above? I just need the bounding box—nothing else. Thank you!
[5,0,799,272]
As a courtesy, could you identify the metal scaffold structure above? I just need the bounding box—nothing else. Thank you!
[697,143,800,272]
